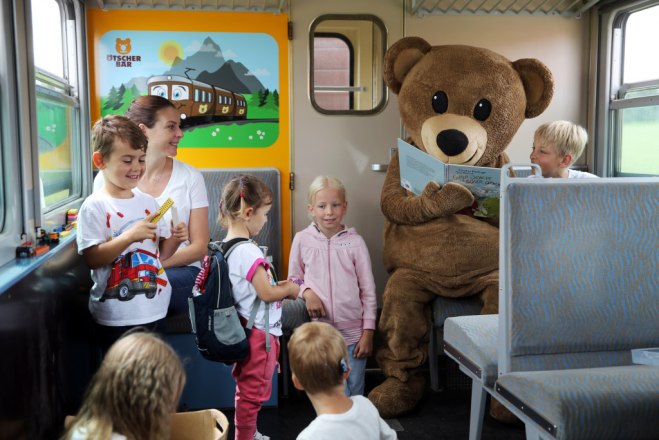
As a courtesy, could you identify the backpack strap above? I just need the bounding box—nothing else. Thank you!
[223,238,271,353]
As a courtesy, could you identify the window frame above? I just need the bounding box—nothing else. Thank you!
[26,0,91,232]
[0,0,24,268]
[0,0,90,270]
[596,1,659,177]
[308,14,387,116]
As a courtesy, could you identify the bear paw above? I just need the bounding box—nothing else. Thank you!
[368,375,426,419]
[489,396,522,425]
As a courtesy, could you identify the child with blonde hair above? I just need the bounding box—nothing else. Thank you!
[530,120,598,178]
[63,331,185,440]
[219,174,299,440]
[289,322,397,440]
[288,176,377,396]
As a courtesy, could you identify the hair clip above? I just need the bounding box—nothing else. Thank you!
[339,358,349,374]
[239,177,245,198]
[218,200,223,211]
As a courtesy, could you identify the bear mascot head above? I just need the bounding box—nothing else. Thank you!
[368,37,553,419]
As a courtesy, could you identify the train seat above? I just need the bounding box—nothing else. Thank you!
[428,296,482,391]
[444,172,659,440]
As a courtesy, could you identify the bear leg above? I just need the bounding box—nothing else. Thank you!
[479,283,499,315]
[369,374,426,419]
[489,396,521,425]
[375,269,437,381]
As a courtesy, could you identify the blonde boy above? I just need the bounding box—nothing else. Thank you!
[530,121,598,178]
[289,322,397,440]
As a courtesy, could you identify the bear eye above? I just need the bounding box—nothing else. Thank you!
[473,99,492,121]
[432,91,448,114]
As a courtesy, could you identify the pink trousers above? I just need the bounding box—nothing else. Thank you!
[232,327,279,440]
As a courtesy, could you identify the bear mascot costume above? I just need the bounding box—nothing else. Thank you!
[368,37,554,418]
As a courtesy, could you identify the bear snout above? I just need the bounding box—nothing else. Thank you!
[437,129,468,156]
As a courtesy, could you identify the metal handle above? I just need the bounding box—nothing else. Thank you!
[370,164,388,172]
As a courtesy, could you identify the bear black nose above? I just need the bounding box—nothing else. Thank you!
[437,129,468,156]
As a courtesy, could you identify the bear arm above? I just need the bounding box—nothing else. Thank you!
[381,154,472,224]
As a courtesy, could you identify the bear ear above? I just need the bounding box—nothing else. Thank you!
[512,58,554,119]
[384,37,431,95]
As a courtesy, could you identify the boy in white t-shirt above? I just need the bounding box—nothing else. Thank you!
[77,115,187,352]
[530,121,598,178]
[289,322,397,440]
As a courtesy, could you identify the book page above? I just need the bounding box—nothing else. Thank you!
[447,165,500,218]
[397,138,446,195]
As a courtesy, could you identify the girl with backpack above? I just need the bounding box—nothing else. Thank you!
[219,174,299,440]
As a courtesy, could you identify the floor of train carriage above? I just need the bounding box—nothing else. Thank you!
[222,361,525,440]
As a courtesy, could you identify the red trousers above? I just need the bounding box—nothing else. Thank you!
[232,328,279,440]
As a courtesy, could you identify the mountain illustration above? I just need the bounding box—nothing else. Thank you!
[125,76,148,94]
[196,60,266,94]
[164,37,226,78]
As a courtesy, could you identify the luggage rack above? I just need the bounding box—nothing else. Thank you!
[409,0,602,17]
[93,0,286,13]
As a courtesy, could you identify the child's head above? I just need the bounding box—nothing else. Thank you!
[91,114,148,159]
[288,322,349,395]
[307,176,348,238]
[531,121,588,177]
[67,330,185,440]
[219,174,273,235]
[125,95,183,157]
[91,115,148,193]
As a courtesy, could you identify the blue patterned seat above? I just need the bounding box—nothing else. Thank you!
[445,171,659,440]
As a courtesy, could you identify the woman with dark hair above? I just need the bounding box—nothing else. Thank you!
[95,95,210,315]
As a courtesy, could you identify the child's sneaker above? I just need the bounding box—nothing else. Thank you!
[253,431,270,440]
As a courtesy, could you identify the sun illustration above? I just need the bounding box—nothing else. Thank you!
[158,41,184,66]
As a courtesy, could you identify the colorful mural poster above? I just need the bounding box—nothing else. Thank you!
[98,31,279,148]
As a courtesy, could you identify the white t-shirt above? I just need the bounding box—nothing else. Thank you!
[76,191,171,326]
[94,159,209,268]
[226,242,283,336]
[528,169,599,179]
[297,396,397,440]
[70,427,127,440]
[567,169,598,178]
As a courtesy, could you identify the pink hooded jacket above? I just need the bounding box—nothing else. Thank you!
[288,223,377,344]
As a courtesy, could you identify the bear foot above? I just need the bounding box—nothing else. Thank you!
[489,397,522,425]
[368,375,426,419]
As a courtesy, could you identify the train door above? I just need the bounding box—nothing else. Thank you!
[290,0,404,295]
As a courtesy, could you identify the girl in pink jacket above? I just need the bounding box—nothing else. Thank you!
[288,176,377,396]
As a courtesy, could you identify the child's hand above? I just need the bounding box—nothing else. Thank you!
[170,221,188,243]
[302,289,326,319]
[125,212,159,242]
[277,280,300,300]
[353,329,374,359]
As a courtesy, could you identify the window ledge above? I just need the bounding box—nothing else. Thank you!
[0,233,77,296]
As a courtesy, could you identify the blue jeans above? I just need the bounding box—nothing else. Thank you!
[166,265,200,316]
[345,342,367,396]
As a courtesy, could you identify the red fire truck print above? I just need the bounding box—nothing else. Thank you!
[102,249,167,301]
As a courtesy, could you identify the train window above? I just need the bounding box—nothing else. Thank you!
[309,14,387,115]
[609,4,659,176]
[31,0,86,210]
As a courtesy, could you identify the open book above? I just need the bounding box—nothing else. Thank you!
[397,138,502,218]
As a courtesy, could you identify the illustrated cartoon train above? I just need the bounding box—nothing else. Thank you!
[147,75,247,126]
